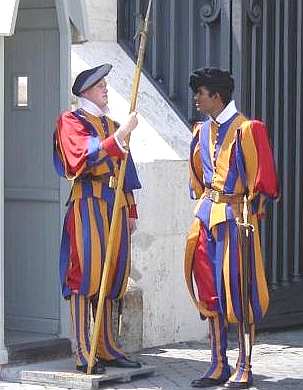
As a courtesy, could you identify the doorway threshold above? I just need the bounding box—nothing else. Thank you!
[5,330,71,365]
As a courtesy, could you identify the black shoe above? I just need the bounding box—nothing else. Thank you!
[76,360,106,375]
[191,377,229,388]
[102,357,142,369]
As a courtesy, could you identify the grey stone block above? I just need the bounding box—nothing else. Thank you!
[21,365,155,390]
[112,278,143,353]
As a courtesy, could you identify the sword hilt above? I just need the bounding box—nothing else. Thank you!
[236,195,254,232]
[236,219,255,232]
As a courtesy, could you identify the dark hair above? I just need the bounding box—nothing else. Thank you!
[205,85,233,106]
[189,67,234,105]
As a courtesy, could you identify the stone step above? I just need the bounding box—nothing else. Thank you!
[6,338,71,365]
[0,358,155,390]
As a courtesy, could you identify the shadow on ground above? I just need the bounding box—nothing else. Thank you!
[102,330,303,390]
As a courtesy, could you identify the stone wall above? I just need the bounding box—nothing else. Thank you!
[85,0,117,41]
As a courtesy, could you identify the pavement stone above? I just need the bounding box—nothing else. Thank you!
[0,328,302,389]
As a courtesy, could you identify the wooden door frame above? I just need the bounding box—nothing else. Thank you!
[0,0,20,366]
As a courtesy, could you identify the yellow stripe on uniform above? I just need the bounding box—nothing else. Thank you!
[78,296,90,362]
[106,211,122,295]
[222,226,236,323]
[251,216,269,316]
[87,198,102,297]
[96,302,114,361]
[209,202,227,230]
[215,115,246,190]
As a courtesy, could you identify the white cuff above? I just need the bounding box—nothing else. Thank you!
[114,133,128,153]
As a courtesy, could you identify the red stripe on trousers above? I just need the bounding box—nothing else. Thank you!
[193,223,218,311]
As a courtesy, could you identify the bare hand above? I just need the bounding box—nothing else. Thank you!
[115,112,138,142]
[125,112,138,132]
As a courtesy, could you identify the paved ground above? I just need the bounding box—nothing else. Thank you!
[0,328,302,389]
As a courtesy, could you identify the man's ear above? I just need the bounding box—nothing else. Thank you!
[214,92,224,105]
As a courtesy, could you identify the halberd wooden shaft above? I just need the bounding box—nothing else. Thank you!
[87,0,153,375]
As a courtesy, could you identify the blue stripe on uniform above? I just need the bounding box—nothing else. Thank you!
[199,120,213,184]
[92,198,106,265]
[249,230,263,322]
[229,221,242,321]
[59,206,72,298]
[79,199,92,295]
[109,208,129,298]
[214,223,226,314]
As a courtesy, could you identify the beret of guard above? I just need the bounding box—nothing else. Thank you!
[189,67,234,93]
[72,63,113,96]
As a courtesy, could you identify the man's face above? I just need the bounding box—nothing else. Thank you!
[194,86,221,115]
[81,78,108,109]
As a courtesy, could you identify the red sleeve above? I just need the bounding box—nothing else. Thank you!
[102,135,125,159]
[55,112,126,178]
[56,112,102,177]
[250,120,279,199]
[128,204,138,219]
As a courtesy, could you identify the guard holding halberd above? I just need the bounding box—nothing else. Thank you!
[53,64,142,374]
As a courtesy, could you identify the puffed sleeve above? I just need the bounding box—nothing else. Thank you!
[53,111,125,179]
[239,120,279,216]
[189,123,205,199]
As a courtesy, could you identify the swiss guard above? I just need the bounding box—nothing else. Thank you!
[184,68,279,389]
[53,64,142,374]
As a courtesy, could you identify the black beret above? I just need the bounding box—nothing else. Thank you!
[72,63,112,96]
[189,67,234,93]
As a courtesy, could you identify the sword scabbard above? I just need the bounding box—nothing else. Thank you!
[241,195,252,359]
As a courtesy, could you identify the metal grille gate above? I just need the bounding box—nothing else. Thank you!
[118,0,303,329]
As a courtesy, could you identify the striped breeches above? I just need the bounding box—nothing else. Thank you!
[204,314,255,383]
[70,294,125,366]
[203,314,230,380]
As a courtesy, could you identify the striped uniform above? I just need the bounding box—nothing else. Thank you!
[54,109,141,365]
[184,112,279,383]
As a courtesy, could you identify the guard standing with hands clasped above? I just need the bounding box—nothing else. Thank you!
[184,68,279,388]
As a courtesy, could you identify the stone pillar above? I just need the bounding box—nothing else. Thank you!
[0,37,8,364]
